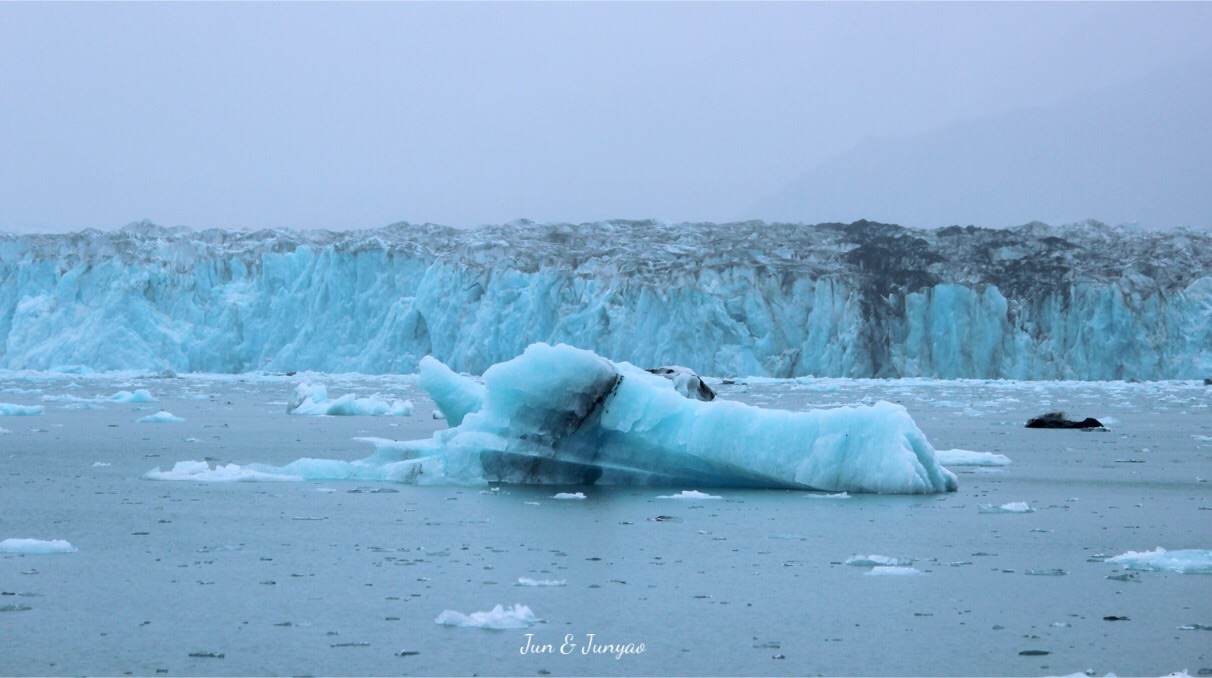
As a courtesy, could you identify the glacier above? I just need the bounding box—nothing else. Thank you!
[148,343,958,494]
[1,219,1210,379]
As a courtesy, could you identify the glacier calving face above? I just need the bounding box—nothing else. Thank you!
[148,343,959,493]
[2,219,1209,379]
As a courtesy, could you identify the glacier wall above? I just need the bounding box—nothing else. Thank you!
[0,219,1209,379]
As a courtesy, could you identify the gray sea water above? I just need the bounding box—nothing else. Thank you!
[2,372,1210,676]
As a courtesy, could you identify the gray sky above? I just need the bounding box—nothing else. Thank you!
[1,2,1210,232]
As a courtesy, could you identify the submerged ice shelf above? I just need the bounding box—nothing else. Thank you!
[148,343,958,493]
[2,219,1209,379]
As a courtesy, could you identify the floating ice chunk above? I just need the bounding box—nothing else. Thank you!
[0,538,77,554]
[515,577,566,587]
[657,490,721,500]
[0,426,9,434]
[552,492,586,500]
[149,343,958,493]
[1025,568,1068,576]
[807,492,851,499]
[144,460,303,482]
[286,383,413,417]
[419,356,485,426]
[979,502,1035,514]
[407,345,957,493]
[42,389,157,404]
[110,389,157,403]
[92,462,110,467]
[935,449,1012,466]
[865,566,922,576]
[845,555,914,567]
[136,411,185,423]
[1105,548,1212,574]
[0,403,43,416]
[434,603,538,629]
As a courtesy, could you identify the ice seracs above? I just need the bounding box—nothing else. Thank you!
[1,219,1209,379]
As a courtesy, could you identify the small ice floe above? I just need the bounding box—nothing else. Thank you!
[515,577,566,587]
[935,449,1012,466]
[42,389,157,404]
[0,538,77,554]
[0,427,10,434]
[92,462,110,467]
[979,502,1035,514]
[434,603,539,629]
[136,411,185,424]
[0,403,43,416]
[657,490,721,500]
[864,566,923,576]
[845,555,913,567]
[552,492,586,500]
[1025,568,1068,576]
[807,491,851,499]
[1177,624,1212,631]
[144,460,302,482]
[109,389,157,403]
[286,383,413,417]
[1105,547,1212,574]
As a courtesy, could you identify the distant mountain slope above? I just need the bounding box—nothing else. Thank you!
[751,60,1212,229]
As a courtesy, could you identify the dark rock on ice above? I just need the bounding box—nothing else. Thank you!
[645,366,716,401]
[1025,411,1105,429]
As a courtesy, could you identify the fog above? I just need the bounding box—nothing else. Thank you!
[1,2,1209,233]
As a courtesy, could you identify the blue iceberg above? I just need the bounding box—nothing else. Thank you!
[148,343,958,494]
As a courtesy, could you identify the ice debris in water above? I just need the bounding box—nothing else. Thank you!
[552,492,586,500]
[515,577,566,587]
[43,389,157,404]
[846,555,914,567]
[135,411,185,423]
[0,403,43,416]
[657,490,721,500]
[145,461,302,482]
[807,491,851,499]
[286,383,413,417]
[434,603,539,629]
[865,566,923,576]
[935,449,1012,466]
[0,538,77,554]
[979,502,1035,514]
[1105,548,1212,574]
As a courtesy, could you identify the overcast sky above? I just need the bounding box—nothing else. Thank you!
[1,2,1209,233]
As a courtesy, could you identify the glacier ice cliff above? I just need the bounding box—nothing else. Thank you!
[148,343,959,493]
[1,219,1209,379]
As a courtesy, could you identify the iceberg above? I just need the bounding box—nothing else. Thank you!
[0,403,43,416]
[0,538,77,554]
[149,343,958,494]
[1105,548,1212,574]
[1,219,1209,379]
[286,383,413,417]
[135,411,185,423]
[935,449,1012,466]
[434,604,539,630]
